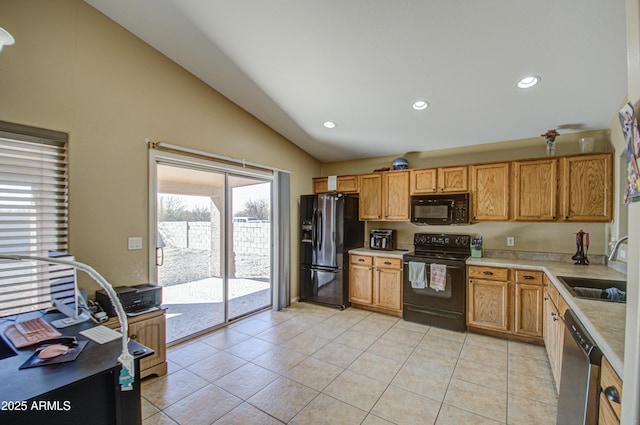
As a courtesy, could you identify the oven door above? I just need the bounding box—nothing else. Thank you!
[402,256,466,312]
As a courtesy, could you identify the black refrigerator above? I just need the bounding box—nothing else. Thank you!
[299,193,364,309]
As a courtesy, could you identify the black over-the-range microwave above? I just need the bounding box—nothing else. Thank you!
[410,193,470,225]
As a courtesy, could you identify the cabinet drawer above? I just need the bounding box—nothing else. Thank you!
[515,270,543,285]
[374,257,402,269]
[600,357,623,420]
[351,254,373,266]
[468,266,510,281]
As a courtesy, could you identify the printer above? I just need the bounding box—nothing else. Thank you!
[96,283,162,317]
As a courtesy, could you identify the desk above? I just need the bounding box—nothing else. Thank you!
[0,312,152,425]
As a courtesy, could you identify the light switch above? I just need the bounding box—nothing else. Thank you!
[128,236,143,250]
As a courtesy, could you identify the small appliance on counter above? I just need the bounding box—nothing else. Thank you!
[370,229,396,250]
[572,229,589,265]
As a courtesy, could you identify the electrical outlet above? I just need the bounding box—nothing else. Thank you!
[128,236,143,250]
[507,237,515,247]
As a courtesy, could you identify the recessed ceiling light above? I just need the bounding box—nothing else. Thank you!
[412,100,429,111]
[517,75,541,89]
[323,121,336,129]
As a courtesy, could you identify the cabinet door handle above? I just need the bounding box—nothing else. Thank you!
[522,275,535,280]
[604,386,621,404]
[358,258,365,262]
[131,334,138,340]
[384,261,392,265]
[483,271,494,275]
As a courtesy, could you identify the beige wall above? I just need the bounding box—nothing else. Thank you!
[321,129,613,256]
[0,0,321,297]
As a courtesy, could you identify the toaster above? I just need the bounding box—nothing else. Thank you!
[370,229,396,251]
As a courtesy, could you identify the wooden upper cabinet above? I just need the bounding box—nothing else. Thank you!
[438,166,468,193]
[337,175,359,193]
[410,168,437,194]
[470,162,510,221]
[410,166,468,194]
[359,171,409,221]
[313,175,359,194]
[313,177,328,194]
[358,173,383,220]
[561,153,613,222]
[513,159,558,221]
[383,170,410,220]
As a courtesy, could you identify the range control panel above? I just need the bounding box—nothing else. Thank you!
[413,233,471,249]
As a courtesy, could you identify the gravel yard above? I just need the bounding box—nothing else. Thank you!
[158,247,270,285]
[157,246,272,343]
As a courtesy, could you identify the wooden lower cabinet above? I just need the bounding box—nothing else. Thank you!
[514,270,544,338]
[467,278,510,331]
[599,357,623,425]
[374,257,402,312]
[543,276,564,391]
[349,254,402,316]
[349,255,374,304]
[105,308,168,379]
[467,266,544,343]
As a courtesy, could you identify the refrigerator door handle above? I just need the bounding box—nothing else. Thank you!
[311,207,318,248]
[318,210,323,251]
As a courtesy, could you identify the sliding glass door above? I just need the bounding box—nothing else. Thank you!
[227,175,272,319]
[151,153,272,344]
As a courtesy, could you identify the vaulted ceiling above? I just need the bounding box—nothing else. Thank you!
[85,0,628,162]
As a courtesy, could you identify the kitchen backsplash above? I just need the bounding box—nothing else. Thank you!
[361,221,608,257]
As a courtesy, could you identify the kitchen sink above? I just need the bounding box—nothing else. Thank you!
[557,276,627,303]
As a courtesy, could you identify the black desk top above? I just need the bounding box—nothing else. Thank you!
[0,312,152,403]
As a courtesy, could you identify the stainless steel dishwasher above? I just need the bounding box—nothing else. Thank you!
[556,309,603,425]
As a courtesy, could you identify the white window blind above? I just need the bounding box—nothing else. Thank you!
[0,121,69,318]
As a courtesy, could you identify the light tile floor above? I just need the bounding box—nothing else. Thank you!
[141,302,558,425]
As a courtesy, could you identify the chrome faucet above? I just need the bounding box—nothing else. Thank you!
[608,235,629,262]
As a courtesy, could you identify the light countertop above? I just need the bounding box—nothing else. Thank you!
[468,257,627,376]
[349,247,410,259]
[346,249,628,376]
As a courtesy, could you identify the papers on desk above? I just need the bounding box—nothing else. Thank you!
[80,326,122,344]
